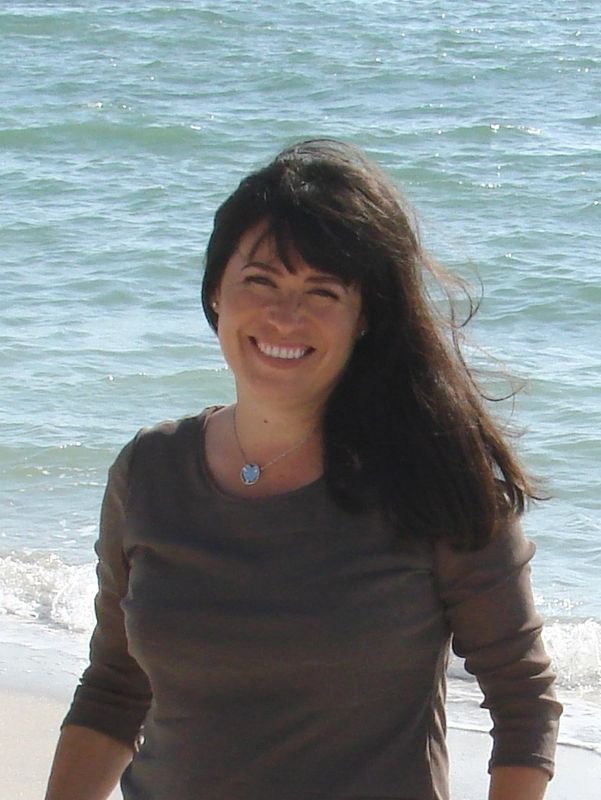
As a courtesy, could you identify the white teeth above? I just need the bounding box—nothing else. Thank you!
[256,341,308,360]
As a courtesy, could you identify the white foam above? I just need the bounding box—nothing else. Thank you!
[1,553,600,692]
[543,619,601,690]
[0,553,96,633]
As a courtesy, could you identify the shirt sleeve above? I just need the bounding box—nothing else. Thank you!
[62,436,153,747]
[433,514,562,778]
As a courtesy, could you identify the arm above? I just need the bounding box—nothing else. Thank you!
[45,725,133,800]
[489,765,549,800]
[434,515,562,787]
[46,439,152,797]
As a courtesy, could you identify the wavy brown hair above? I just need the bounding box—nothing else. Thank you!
[202,139,539,550]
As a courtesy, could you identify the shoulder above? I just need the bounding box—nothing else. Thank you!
[433,513,536,601]
[111,407,221,479]
[138,406,221,448]
[136,412,202,446]
[138,406,221,440]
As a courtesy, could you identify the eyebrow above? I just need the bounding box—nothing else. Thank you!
[241,260,279,274]
[241,260,348,290]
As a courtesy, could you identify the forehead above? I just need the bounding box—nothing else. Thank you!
[236,223,307,272]
[234,222,354,287]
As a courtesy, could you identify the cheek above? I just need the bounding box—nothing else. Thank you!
[338,307,364,341]
[321,320,362,363]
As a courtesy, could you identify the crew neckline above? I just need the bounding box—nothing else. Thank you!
[196,406,326,506]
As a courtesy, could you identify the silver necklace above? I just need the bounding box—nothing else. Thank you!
[232,407,316,486]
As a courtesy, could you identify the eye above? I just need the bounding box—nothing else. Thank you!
[244,274,276,288]
[309,288,340,301]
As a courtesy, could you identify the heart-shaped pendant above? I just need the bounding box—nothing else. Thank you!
[240,463,261,485]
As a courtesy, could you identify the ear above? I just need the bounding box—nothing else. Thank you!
[356,311,368,340]
[210,289,220,315]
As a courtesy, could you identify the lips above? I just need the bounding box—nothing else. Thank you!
[252,338,312,360]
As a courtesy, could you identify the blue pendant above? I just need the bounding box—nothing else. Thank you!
[240,463,261,485]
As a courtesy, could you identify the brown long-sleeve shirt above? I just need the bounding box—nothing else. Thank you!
[63,409,561,799]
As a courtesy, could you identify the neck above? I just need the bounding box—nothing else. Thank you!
[232,402,321,449]
[233,400,323,453]
[232,381,326,450]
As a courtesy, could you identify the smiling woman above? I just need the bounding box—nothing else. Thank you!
[46,140,561,800]
[211,224,365,421]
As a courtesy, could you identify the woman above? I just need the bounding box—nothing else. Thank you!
[46,139,561,800]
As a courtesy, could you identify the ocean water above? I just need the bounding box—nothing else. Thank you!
[1,0,600,753]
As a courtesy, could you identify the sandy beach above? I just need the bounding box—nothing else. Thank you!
[3,683,599,800]
[3,689,119,800]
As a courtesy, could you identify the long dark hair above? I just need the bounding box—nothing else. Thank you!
[202,139,539,550]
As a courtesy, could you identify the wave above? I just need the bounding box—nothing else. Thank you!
[1,552,600,692]
[0,121,207,153]
[0,552,96,633]
[446,617,601,692]
[543,619,601,691]
[428,122,544,142]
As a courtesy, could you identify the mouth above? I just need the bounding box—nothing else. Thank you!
[251,337,313,361]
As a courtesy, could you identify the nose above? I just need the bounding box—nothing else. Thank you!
[265,291,305,331]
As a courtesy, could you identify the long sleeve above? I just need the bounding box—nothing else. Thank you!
[62,437,153,747]
[434,514,562,777]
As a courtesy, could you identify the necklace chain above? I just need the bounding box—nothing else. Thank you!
[232,406,316,485]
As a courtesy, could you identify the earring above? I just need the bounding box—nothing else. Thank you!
[211,301,218,312]
[358,329,367,339]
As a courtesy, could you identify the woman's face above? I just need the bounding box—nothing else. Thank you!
[212,223,365,413]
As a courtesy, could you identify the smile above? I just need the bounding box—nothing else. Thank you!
[253,339,311,360]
